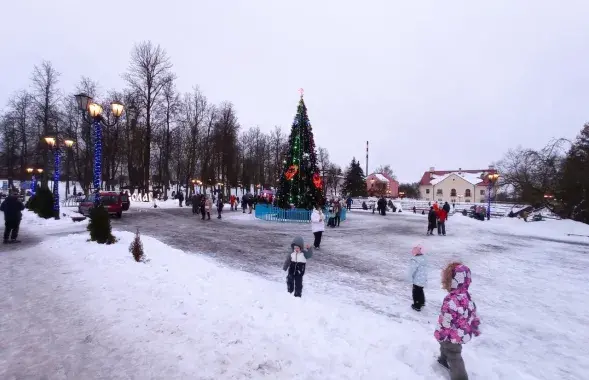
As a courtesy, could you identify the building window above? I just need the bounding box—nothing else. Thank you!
[465,189,471,197]
[436,189,443,195]
[426,189,430,194]
[480,190,485,196]
[450,188,457,197]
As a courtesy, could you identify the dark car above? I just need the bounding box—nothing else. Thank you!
[78,191,124,218]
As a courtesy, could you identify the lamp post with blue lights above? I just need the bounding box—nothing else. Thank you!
[44,136,75,219]
[486,172,500,220]
[74,93,124,207]
[26,167,44,196]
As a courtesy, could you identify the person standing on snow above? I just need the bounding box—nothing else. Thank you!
[435,263,481,379]
[332,199,342,227]
[282,236,313,297]
[217,195,224,219]
[443,202,451,220]
[408,245,427,311]
[310,205,325,249]
[437,207,448,236]
[427,206,437,235]
[202,196,212,220]
[346,196,353,211]
[1,191,25,244]
[178,191,184,207]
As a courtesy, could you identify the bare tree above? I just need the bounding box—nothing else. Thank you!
[317,146,331,193]
[374,164,396,179]
[31,61,61,186]
[124,41,174,191]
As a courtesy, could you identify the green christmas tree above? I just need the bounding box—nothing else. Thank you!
[275,94,324,209]
[342,158,368,197]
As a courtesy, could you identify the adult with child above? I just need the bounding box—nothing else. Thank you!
[435,262,481,379]
[1,191,25,244]
[310,204,325,249]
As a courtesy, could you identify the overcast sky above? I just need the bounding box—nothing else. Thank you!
[1,0,588,182]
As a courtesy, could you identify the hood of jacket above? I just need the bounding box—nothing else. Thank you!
[451,264,472,291]
[291,236,305,250]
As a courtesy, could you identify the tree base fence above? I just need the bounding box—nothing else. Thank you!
[254,204,347,223]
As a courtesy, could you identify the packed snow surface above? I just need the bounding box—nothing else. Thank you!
[1,208,588,379]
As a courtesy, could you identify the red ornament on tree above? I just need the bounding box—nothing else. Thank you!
[312,173,322,189]
[285,165,299,180]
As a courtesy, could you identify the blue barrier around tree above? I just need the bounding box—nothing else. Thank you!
[254,203,347,223]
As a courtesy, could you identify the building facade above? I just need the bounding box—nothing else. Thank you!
[418,167,498,203]
[366,173,399,197]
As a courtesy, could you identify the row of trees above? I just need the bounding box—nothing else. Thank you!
[497,124,589,223]
[0,41,344,198]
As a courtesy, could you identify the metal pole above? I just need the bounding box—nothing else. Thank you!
[93,119,102,206]
[366,141,369,175]
[486,181,492,220]
[53,148,61,220]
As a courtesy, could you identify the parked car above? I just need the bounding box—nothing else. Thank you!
[78,191,124,218]
[121,192,130,211]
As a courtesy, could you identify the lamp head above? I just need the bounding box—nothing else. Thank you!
[37,168,44,174]
[44,136,56,146]
[88,103,103,118]
[111,102,124,118]
[74,93,92,112]
[64,139,74,148]
[26,168,34,173]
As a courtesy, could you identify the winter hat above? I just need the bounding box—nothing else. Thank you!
[411,245,423,255]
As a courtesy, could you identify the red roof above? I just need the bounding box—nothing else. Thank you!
[419,169,498,187]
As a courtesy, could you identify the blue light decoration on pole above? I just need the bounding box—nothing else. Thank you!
[26,167,43,195]
[74,94,125,207]
[486,172,500,220]
[44,137,75,219]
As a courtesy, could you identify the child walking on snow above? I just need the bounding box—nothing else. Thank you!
[282,236,313,297]
[408,245,427,311]
[435,262,481,380]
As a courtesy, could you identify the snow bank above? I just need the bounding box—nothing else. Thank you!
[3,231,515,380]
[20,208,88,234]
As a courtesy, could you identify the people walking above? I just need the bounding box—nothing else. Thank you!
[408,245,427,311]
[311,205,325,249]
[282,236,313,297]
[346,196,353,211]
[1,191,25,244]
[217,195,224,219]
[435,263,481,379]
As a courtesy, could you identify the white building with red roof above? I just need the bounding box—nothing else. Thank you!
[418,166,498,203]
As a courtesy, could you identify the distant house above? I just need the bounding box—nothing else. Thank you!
[418,167,498,203]
[366,173,399,197]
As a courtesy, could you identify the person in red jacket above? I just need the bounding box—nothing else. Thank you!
[437,207,447,236]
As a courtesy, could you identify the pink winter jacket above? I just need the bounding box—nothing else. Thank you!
[434,264,481,344]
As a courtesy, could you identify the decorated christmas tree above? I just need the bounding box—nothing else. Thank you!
[275,91,324,209]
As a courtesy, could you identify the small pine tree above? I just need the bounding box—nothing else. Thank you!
[87,205,116,244]
[342,158,368,197]
[129,228,145,262]
[34,186,55,219]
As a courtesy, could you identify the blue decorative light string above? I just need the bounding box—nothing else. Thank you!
[93,119,102,206]
[31,175,36,195]
[53,149,61,212]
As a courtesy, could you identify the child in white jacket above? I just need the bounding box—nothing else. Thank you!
[409,245,427,311]
[310,206,325,249]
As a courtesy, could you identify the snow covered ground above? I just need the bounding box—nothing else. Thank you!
[1,208,588,379]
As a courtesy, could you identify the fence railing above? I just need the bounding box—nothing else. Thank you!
[254,204,347,223]
[61,196,83,207]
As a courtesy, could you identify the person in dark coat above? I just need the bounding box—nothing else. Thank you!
[1,192,25,243]
[378,197,387,216]
[346,197,353,211]
[178,191,184,207]
[217,195,224,219]
[192,193,201,215]
[427,206,437,235]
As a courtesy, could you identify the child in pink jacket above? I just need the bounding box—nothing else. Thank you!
[434,262,481,380]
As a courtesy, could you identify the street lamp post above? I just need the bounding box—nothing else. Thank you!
[26,167,44,196]
[486,172,500,220]
[44,137,75,219]
[74,93,124,207]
